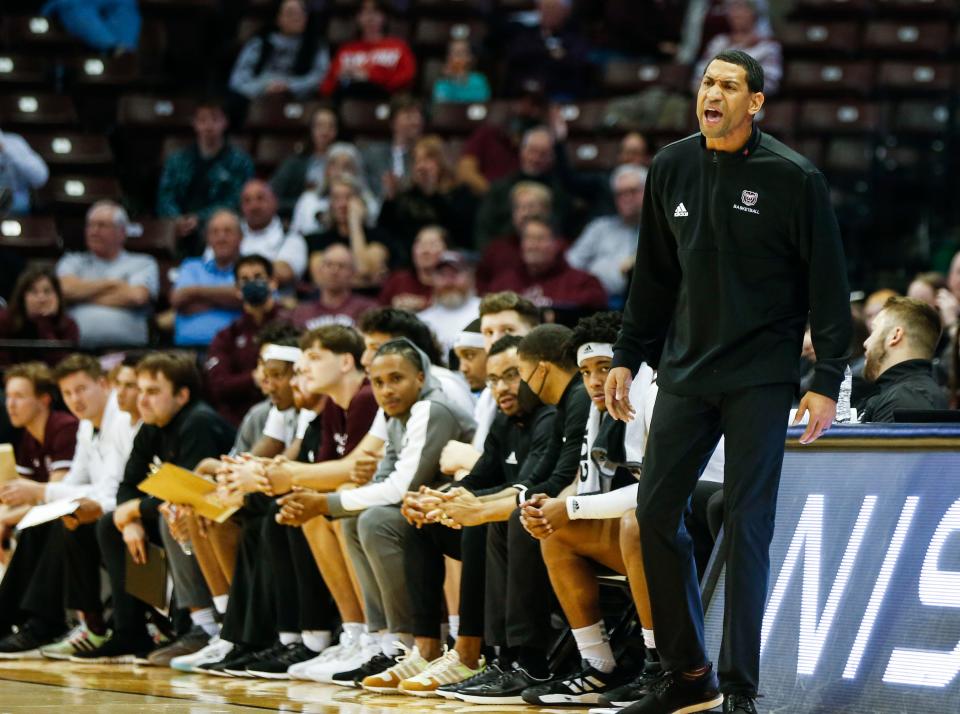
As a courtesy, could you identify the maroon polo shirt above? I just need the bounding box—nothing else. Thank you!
[317,381,379,462]
[378,269,433,310]
[15,410,78,483]
[485,255,608,311]
[290,293,378,331]
[462,124,520,184]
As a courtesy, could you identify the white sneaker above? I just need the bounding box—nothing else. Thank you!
[288,630,356,680]
[304,632,378,684]
[170,635,234,673]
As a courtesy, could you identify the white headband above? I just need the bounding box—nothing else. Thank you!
[263,344,303,363]
[577,342,614,366]
[454,332,485,350]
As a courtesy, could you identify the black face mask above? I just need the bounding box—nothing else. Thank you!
[517,379,544,415]
[241,279,271,306]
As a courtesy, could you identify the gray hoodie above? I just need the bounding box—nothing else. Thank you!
[327,339,476,517]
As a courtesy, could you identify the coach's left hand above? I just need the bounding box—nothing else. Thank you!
[794,391,836,445]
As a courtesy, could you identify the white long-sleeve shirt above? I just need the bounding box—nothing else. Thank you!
[45,392,138,512]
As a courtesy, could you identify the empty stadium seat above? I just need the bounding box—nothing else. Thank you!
[892,101,951,133]
[126,218,177,259]
[340,99,392,136]
[756,101,798,137]
[825,138,874,172]
[0,54,49,88]
[69,54,140,87]
[412,0,488,17]
[0,93,77,127]
[21,133,113,170]
[255,136,307,171]
[117,95,197,129]
[874,0,955,16]
[45,176,123,207]
[863,21,951,56]
[602,61,690,95]
[428,102,490,135]
[876,61,953,93]
[794,138,826,167]
[784,61,874,95]
[561,101,611,136]
[246,97,320,133]
[779,22,861,55]
[414,19,486,52]
[567,139,620,171]
[799,101,881,133]
[0,216,62,258]
[0,15,82,52]
[794,0,872,16]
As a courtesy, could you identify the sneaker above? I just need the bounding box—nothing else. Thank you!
[289,630,358,680]
[41,624,110,660]
[361,644,429,693]
[454,664,551,705]
[70,634,155,664]
[196,644,260,677]
[399,648,484,697]
[224,642,285,677]
[0,625,61,660]
[522,661,633,705]
[171,635,234,673]
[599,658,665,707]
[436,662,502,700]
[306,633,377,685]
[330,651,394,688]
[724,694,758,713]
[245,642,319,679]
[146,625,210,667]
[613,665,722,714]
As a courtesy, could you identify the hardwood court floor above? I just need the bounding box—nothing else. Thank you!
[0,660,585,713]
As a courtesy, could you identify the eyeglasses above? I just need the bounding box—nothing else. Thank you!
[485,367,522,389]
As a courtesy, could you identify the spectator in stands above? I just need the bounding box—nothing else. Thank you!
[457,81,549,194]
[157,100,255,257]
[227,0,330,120]
[41,0,140,53]
[863,288,898,331]
[57,201,159,348]
[477,181,552,290]
[860,296,948,422]
[289,143,380,240]
[475,126,572,248]
[619,131,652,167]
[235,179,307,287]
[291,242,377,330]
[0,267,79,367]
[378,225,445,311]
[572,0,681,61]
[319,0,416,99]
[504,0,592,100]
[206,255,289,426]
[0,129,49,215]
[907,271,947,314]
[487,217,607,312]
[432,37,491,104]
[270,107,339,217]
[377,135,477,250]
[170,210,244,347]
[361,95,424,199]
[417,251,481,356]
[566,165,646,302]
[692,0,782,96]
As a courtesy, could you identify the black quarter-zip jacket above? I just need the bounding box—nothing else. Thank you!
[613,126,852,400]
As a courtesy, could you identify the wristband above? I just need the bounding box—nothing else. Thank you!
[513,484,528,507]
[566,496,583,521]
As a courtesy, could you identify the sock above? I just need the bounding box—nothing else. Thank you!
[642,628,656,650]
[514,646,550,679]
[343,622,365,641]
[448,615,460,641]
[212,595,228,615]
[302,630,332,653]
[190,608,219,637]
[81,611,107,637]
[381,632,413,656]
[279,631,302,646]
[572,621,616,674]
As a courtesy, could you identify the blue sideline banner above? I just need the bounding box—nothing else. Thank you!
[702,425,960,713]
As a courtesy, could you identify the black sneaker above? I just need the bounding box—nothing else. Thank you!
[330,652,393,687]
[245,642,318,679]
[224,642,285,677]
[436,662,503,699]
[522,660,633,705]
[0,625,60,660]
[724,694,758,713]
[599,658,664,707]
[146,625,210,667]
[616,665,723,714]
[197,644,260,677]
[455,664,551,704]
[70,634,155,664]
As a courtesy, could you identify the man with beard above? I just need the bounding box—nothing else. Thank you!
[859,296,947,422]
[417,251,481,356]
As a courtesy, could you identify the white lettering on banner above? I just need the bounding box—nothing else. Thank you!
[760,494,877,675]
[883,499,960,688]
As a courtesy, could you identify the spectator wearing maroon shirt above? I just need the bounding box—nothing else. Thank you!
[487,217,606,311]
[206,254,291,426]
[379,225,446,311]
[0,361,78,654]
[477,181,553,292]
[0,267,79,368]
[291,243,377,330]
[319,0,416,100]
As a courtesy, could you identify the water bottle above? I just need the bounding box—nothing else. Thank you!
[835,365,853,423]
[168,505,193,556]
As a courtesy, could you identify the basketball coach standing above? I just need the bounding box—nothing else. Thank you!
[605,50,852,714]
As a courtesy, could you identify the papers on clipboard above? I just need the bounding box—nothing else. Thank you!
[16,499,79,531]
[137,463,238,523]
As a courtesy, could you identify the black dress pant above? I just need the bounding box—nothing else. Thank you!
[62,522,104,613]
[220,500,275,648]
[0,522,66,636]
[404,523,486,639]
[485,509,552,649]
[687,480,724,581]
[636,384,794,697]
[96,511,162,640]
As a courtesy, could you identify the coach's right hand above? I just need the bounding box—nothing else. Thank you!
[605,367,636,422]
[123,521,148,565]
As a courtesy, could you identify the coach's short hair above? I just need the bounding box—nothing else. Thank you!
[880,296,942,358]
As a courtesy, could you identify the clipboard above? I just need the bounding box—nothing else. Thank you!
[125,543,169,610]
[137,463,238,523]
[15,499,79,531]
[0,444,17,483]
